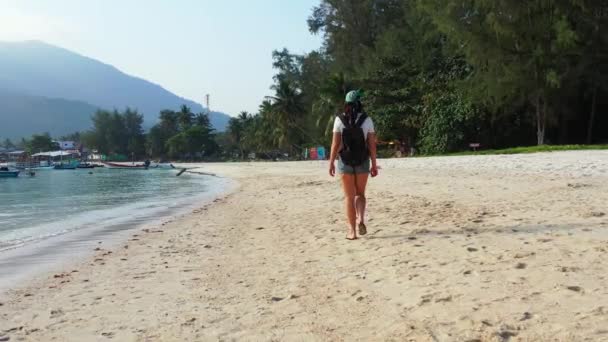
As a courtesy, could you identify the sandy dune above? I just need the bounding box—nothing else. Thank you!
[2,151,608,341]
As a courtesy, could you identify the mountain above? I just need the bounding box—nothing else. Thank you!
[0,89,98,140]
[0,40,230,136]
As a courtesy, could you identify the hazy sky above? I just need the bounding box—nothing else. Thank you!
[0,0,322,116]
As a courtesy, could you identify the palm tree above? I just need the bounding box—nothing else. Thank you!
[194,113,211,128]
[312,72,352,140]
[227,116,243,158]
[177,105,194,131]
[266,79,305,153]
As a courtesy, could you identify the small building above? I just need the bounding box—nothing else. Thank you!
[31,150,80,162]
[56,141,76,150]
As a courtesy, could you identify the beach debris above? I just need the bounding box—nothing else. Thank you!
[289,294,299,299]
[177,168,187,176]
[567,183,591,189]
[23,293,33,297]
[515,263,527,269]
[481,320,493,327]
[435,295,452,303]
[566,285,583,292]
[0,335,9,342]
[419,295,433,305]
[496,329,517,341]
[25,328,39,335]
[356,296,365,302]
[50,309,64,318]
[270,296,284,302]
[203,245,212,249]
[463,270,472,275]
[467,247,479,252]
[514,252,535,259]
[255,227,265,230]
[101,332,115,338]
[4,327,22,333]
[182,318,197,326]
[520,312,533,321]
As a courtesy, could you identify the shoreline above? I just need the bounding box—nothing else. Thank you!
[2,152,608,340]
[0,173,236,294]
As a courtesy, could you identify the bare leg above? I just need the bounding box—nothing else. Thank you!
[341,174,357,239]
[354,172,369,224]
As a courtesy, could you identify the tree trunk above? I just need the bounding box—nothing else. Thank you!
[536,93,545,145]
[586,86,598,144]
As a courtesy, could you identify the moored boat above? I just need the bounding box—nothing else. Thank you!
[0,167,20,178]
[102,161,149,170]
[54,163,78,170]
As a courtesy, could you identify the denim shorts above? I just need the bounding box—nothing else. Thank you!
[338,158,370,174]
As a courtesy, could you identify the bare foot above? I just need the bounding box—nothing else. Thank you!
[347,229,357,240]
[358,223,367,236]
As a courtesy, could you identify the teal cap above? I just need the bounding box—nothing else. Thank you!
[345,90,362,103]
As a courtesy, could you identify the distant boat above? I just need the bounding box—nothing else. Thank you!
[76,163,95,169]
[54,163,77,170]
[0,167,20,178]
[25,164,54,171]
[103,162,148,170]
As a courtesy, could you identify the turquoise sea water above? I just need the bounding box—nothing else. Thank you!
[0,168,228,288]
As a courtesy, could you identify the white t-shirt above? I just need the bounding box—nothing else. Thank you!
[333,113,375,141]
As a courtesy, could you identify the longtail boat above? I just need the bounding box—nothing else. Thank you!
[103,162,149,170]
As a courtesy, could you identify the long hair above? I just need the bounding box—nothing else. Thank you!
[344,101,363,125]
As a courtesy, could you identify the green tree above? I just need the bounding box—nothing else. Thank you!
[166,125,216,159]
[2,138,15,149]
[123,108,145,157]
[58,132,81,142]
[420,0,581,145]
[312,72,352,141]
[177,105,194,131]
[26,133,58,153]
[266,79,306,152]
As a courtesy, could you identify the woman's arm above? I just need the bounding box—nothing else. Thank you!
[329,132,341,177]
[368,132,378,177]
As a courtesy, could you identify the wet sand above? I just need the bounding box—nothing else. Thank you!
[1,151,608,341]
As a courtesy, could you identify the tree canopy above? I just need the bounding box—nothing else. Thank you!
[227,0,608,156]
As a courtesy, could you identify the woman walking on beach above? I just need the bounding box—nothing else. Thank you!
[329,90,378,240]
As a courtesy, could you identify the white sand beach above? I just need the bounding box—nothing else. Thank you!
[2,151,608,341]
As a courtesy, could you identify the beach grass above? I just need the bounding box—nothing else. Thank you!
[421,144,608,158]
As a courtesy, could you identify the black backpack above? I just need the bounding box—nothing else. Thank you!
[338,112,369,166]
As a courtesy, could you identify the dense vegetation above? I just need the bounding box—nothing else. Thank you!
[223,0,608,156]
[3,106,217,161]
[78,106,217,160]
[5,1,608,159]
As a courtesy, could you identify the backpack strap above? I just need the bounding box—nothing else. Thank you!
[355,113,368,128]
[338,113,352,128]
